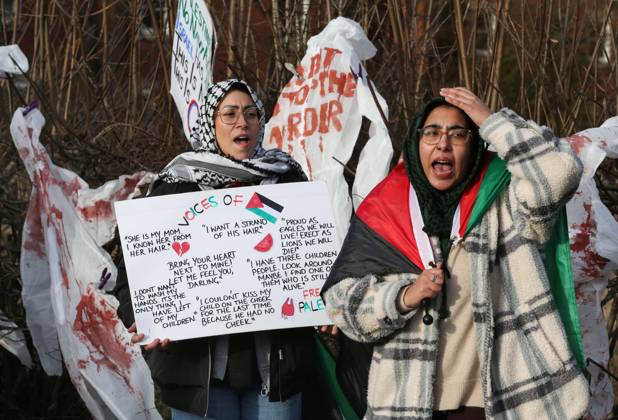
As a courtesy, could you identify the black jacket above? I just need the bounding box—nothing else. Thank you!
[114,181,317,416]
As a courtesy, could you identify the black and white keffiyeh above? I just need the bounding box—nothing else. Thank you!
[158,79,306,190]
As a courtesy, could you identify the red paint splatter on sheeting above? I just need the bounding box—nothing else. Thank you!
[59,265,70,289]
[73,289,134,391]
[582,252,609,278]
[574,284,584,301]
[46,206,67,249]
[570,203,609,278]
[78,359,88,369]
[50,205,63,220]
[23,191,46,258]
[78,175,143,222]
[79,200,113,221]
[19,137,67,259]
[62,177,82,198]
[114,176,140,200]
[571,204,594,252]
[567,134,591,156]
[18,147,30,159]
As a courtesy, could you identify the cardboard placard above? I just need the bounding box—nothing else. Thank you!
[115,182,338,342]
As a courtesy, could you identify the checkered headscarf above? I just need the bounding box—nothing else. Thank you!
[157,79,306,190]
[189,79,266,155]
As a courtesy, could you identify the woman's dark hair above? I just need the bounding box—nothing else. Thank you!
[415,99,478,135]
[225,82,252,97]
[218,82,259,116]
[425,103,476,130]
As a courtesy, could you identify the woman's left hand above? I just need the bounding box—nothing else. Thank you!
[440,87,492,127]
[319,325,339,336]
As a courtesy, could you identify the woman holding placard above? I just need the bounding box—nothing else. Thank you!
[114,79,315,420]
[322,88,590,419]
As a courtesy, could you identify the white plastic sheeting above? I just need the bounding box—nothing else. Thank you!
[565,117,618,420]
[264,17,393,240]
[0,44,28,78]
[11,107,160,419]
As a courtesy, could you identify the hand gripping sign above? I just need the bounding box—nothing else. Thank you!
[115,182,338,342]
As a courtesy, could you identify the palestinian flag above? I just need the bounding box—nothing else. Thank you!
[318,152,584,419]
[326,152,583,369]
[246,192,284,224]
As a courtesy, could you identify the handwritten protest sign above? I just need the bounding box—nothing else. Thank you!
[170,0,216,141]
[264,18,392,241]
[114,182,338,342]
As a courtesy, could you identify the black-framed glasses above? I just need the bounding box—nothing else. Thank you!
[216,106,260,125]
[418,127,472,145]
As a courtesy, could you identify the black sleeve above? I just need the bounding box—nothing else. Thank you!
[113,258,134,328]
[112,181,200,327]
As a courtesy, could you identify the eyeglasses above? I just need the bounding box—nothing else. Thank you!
[418,127,472,145]
[216,106,260,125]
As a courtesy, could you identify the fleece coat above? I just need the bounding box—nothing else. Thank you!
[322,109,590,419]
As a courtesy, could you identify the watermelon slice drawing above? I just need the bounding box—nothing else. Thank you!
[254,233,273,252]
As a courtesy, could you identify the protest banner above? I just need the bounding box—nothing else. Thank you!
[115,182,338,342]
[264,17,393,241]
[564,117,618,419]
[11,108,159,419]
[170,0,216,141]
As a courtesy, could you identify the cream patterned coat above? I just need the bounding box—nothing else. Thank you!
[323,109,590,419]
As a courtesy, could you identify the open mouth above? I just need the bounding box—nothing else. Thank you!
[431,159,454,176]
[234,135,251,147]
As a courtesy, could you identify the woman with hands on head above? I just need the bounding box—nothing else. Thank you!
[114,79,319,420]
[322,87,589,419]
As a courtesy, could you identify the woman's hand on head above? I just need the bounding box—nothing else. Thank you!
[440,87,492,127]
[128,322,170,351]
[402,264,445,309]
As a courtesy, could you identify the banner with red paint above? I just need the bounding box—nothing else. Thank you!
[115,182,338,342]
[11,108,160,419]
[264,17,393,241]
[564,117,618,420]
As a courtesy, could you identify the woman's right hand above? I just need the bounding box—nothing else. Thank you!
[128,322,170,351]
[402,264,445,309]
[440,87,492,127]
